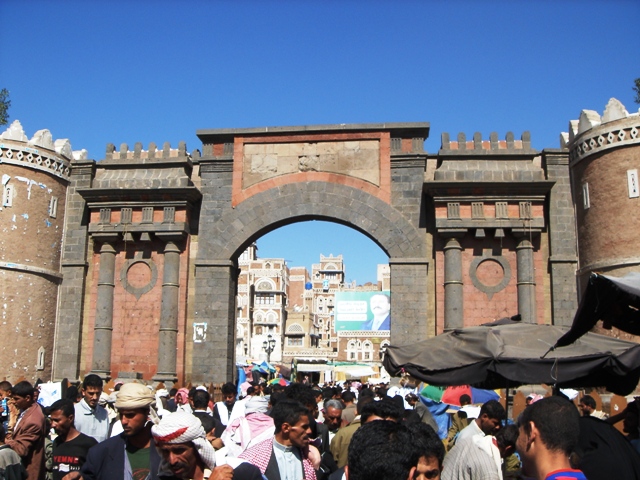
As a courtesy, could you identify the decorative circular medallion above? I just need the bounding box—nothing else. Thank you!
[469,254,511,300]
[120,255,158,300]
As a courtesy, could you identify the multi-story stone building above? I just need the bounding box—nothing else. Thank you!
[2,97,637,385]
[284,254,390,376]
[236,244,288,362]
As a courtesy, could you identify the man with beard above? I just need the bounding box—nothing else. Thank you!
[73,382,163,480]
[49,399,97,480]
[239,399,317,480]
[151,411,261,480]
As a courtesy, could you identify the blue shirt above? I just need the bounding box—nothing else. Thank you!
[74,399,109,443]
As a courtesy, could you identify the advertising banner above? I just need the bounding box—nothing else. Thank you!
[334,291,390,332]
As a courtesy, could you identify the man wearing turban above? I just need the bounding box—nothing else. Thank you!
[151,411,262,480]
[74,382,163,480]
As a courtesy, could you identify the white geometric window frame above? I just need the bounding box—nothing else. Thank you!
[628,170,639,198]
[49,196,58,218]
[3,183,14,207]
[582,183,590,210]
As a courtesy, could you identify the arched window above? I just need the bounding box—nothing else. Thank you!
[362,341,373,361]
[347,340,358,361]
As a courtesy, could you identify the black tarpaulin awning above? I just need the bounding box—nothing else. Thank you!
[554,272,640,348]
[382,321,640,395]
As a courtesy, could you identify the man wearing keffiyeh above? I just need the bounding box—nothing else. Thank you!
[151,411,262,480]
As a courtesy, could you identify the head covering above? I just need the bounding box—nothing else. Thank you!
[245,396,269,415]
[115,382,160,425]
[151,411,216,473]
[98,392,110,407]
[175,388,190,406]
[115,383,156,409]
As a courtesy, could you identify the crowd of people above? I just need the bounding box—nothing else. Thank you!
[1,375,640,480]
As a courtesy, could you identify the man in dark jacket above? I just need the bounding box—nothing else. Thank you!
[75,383,163,480]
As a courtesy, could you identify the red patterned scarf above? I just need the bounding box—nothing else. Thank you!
[239,438,316,480]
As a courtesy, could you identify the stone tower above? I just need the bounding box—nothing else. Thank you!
[563,98,640,291]
[0,120,81,382]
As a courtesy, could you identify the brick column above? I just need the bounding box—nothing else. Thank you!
[389,258,429,347]
[154,240,181,384]
[91,240,117,378]
[516,236,537,323]
[443,236,464,330]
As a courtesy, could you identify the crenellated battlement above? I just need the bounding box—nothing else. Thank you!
[562,98,640,164]
[440,131,535,154]
[104,141,200,162]
[0,120,87,180]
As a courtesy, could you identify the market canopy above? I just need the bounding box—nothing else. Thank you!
[554,272,640,348]
[383,321,640,395]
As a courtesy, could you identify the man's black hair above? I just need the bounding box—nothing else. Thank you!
[66,386,79,402]
[246,386,256,396]
[518,396,580,456]
[0,424,5,443]
[192,389,210,410]
[82,374,103,390]
[579,395,596,409]
[356,396,374,415]
[322,387,337,402]
[221,382,236,396]
[348,420,420,480]
[342,391,356,403]
[169,388,178,397]
[361,397,403,423]
[496,424,519,453]
[359,387,374,399]
[459,394,471,405]
[11,381,34,398]
[270,391,286,409]
[479,399,506,421]
[284,384,317,410]
[406,422,445,467]
[271,399,310,434]
[188,387,198,398]
[49,398,75,417]
[0,381,12,392]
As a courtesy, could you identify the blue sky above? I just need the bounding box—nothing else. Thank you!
[2,1,638,283]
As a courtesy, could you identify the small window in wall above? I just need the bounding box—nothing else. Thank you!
[582,183,590,209]
[628,170,639,198]
[3,183,14,207]
[49,196,58,218]
[36,347,45,370]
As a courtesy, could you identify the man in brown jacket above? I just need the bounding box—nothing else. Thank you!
[6,381,46,480]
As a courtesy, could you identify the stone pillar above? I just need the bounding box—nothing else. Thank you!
[443,236,464,330]
[91,241,117,378]
[389,258,429,346]
[516,237,537,323]
[543,150,578,326]
[192,261,238,384]
[154,240,181,383]
[53,159,95,381]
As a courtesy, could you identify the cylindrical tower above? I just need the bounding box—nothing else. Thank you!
[0,120,81,382]
[565,98,640,290]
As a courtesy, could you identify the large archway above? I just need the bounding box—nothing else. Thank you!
[193,179,429,383]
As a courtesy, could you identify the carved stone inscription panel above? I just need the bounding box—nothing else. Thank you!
[242,140,381,188]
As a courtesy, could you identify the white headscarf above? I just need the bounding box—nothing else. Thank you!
[151,411,216,473]
[114,382,160,425]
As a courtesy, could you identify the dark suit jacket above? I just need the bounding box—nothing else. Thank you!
[80,433,162,480]
[6,403,46,480]
[360,314,390,331]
